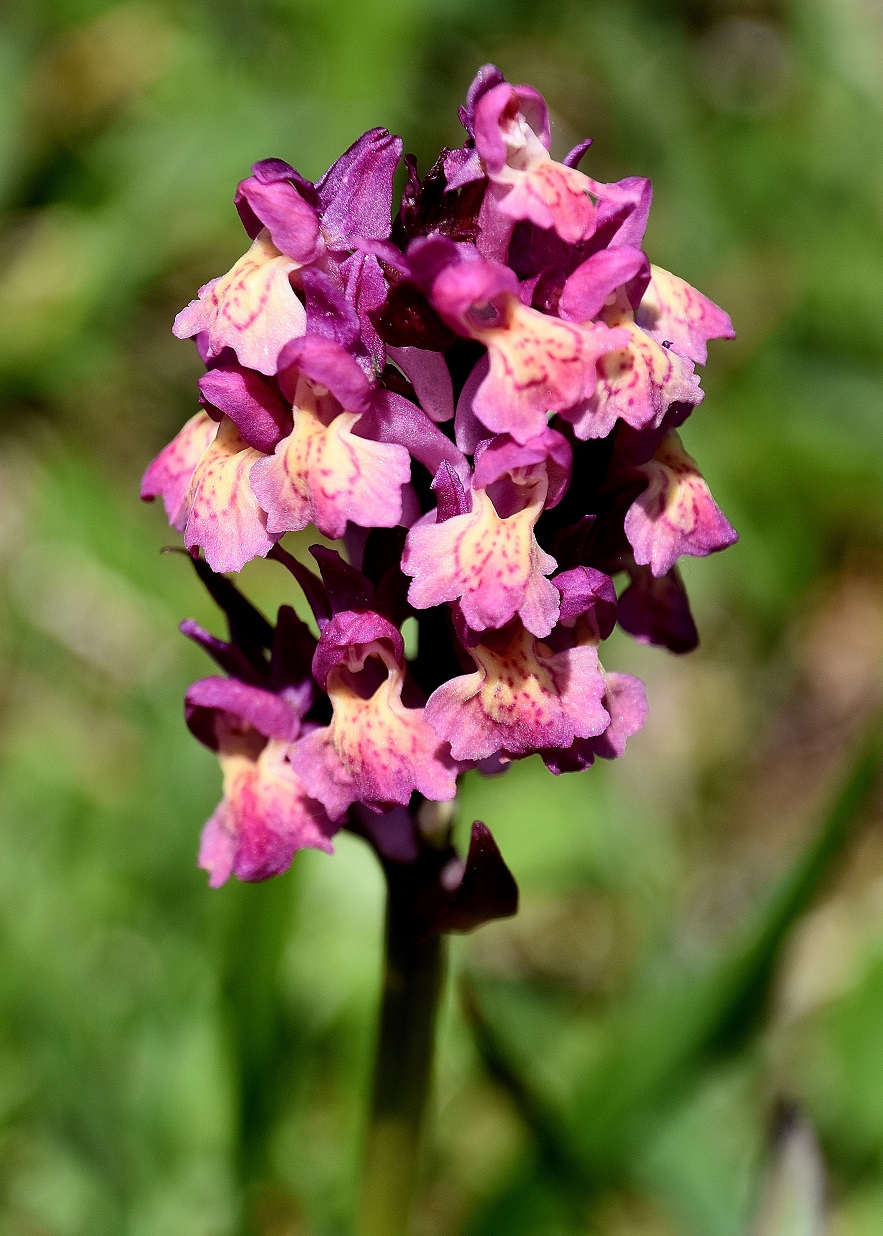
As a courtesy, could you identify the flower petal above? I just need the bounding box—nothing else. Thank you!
[290,658,458,818]
[199,740,336,888]
[425,624,609,761]
[250,401,410,541]
[635,264,735,365]
[624,431,738,576]
[140,411,217,528]
[182,417,277,572]
[403,480,558,637]
[173,230,306,375]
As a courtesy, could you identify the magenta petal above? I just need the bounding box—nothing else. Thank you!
[427,250,520,332]
[342,251,388,369]
[198,365,291,453]
[472,82,551,173]
[300,267,360,354]
[594,177,653,251]
[234,176,322,262]
[559,246,649,324]
[459,64,507,139]
[473,428,572,507]
[387,346,455,423]
[617,565,699,654]
[311,609,404,690]
[360,389,468,483]
[277,333,372,412]
[554,567,618,637]
[316,128,403,247]
[198,803,237,888]
[432,461,472,521]
[185,676,303,750]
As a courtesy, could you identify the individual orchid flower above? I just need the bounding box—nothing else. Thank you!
[189,682,335,887]
[554,247,702,439]
[623,430,738,576]
[289,610,460,818]
[250,335,412,540]
[181,568,334,886]
[174,130,403,376]
[424,616,611,763]
[402,428,570,638]
[449,68,635,250]
[409,237,628,444]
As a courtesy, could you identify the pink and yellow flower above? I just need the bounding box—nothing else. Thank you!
[289,611,460,818]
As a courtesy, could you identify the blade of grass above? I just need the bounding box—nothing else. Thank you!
[463,723,882,1210]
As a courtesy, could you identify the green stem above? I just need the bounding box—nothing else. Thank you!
[357,872,446,1236]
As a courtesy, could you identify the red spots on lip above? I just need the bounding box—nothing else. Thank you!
[468,297,625,443]
[624,430,738,576]
[173,229,306,375]
[635,264,735,365]
[250,404,410,541]
[403,484,559,637]
[181,416,276,572]
[424,625,609,761]
[290,659,459,818]
[565,309,703,440]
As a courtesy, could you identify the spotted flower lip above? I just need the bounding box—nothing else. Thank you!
[178,416,277,573]
[402,459,560,638]
[141,411,218,529]
[635,264,735,365]
[403,428,571,638]
[199,738,336,887]
[153,63,738,887]
[623,430,739,576]
[173,229,308,376]
[424,621,610,762]
[250,336,412,540]
[289,609,460,819]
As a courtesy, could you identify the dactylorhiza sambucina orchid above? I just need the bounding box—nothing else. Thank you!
[142,64,736,929]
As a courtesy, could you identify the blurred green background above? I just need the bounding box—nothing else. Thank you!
[1,0,883,1232]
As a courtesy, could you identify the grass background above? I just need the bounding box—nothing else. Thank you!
[1,0,882,1231]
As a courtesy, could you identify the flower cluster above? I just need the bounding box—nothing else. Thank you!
[143,65,736,893]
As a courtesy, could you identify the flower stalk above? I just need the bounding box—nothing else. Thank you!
[357,874,446,1236]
